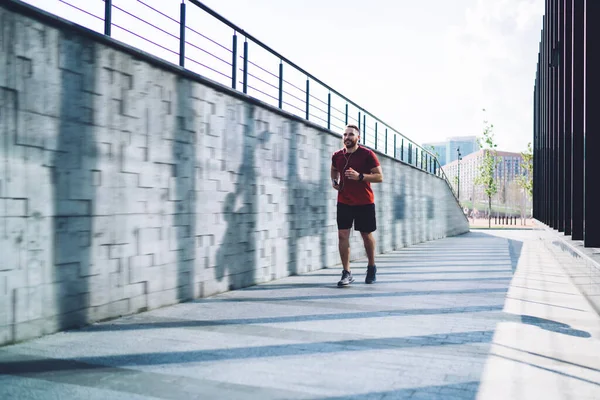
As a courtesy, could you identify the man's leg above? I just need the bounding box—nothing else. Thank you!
[360,231,376,266]
[355,204,377,284]
[336,203,355,286]
[338,229,351,271]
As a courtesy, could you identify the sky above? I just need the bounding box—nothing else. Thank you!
[22,0,544,153]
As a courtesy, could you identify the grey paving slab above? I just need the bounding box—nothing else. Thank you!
[1,230,600,399]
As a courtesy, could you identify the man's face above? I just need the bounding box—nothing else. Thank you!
[343,128,359,148]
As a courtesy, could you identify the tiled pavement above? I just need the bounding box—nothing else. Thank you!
[1,229,599,399]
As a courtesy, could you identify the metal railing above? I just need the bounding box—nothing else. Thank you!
[18,0,456,197]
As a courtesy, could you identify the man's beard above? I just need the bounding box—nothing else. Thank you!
[344,139,357,148]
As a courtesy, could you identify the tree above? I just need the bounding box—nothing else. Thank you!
[474,111,501,228]
[516,142,533,198]
[516,142,533,221]
[424,145,440,158]
[424,145,442,166]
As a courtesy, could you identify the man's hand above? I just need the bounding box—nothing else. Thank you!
[331,165,340,190]
[345,167,360,181]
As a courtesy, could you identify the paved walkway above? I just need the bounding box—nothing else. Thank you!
[1,230,600,399]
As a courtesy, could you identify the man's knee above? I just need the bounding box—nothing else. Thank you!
[360,231,374,241]
[338,229,351,241]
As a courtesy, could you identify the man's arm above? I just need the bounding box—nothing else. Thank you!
[362,166,383,183]
[330,165,340,189]
[344,166,383,183]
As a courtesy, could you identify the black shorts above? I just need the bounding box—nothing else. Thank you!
[337,203,377,233]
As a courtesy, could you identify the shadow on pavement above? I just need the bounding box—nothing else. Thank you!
[79,304,505,332]
[0,330,495,374]
[489,352,600,387]
[507,239,524,273]
[199,287,509,303]
[519,315,592,338]
[495,343,600,373]
[321,381,481,400]
[238,275,512,290]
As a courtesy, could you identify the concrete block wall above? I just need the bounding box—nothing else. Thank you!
[0,3,469,345]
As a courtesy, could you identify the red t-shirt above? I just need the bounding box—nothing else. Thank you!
[332,146,380,205]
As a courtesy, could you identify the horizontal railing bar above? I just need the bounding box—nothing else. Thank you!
[308,113,328,125]
[282,79,305,94]
[281,90,306,106]
[185,25,232,53]
[113,3,179,41]
[329,106,347,118]
[244,70,279,92]
[186,57,231,79]
[309,103,328,117]
[186,40,231,66]
[282,100,307,114]
[137,0,178,24]
[188,0,432,158]
[330,113,346,125]
[309,92,328,107]
[112,23,178,55]
[246,83,280,102]
[59,0,103,21]
[244,58,279,80]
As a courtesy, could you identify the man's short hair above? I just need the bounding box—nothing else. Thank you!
[345,124,361,134]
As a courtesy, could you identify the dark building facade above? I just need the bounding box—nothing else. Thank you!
[534,0,600,247]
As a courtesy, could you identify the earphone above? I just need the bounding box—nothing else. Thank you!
[338,149,354,191]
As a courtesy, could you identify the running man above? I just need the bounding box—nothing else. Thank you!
[331,124,383,286]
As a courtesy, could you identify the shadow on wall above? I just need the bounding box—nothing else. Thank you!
[287,121,328,276]
[52,31,97,331]
[174,77,196,301]
[393,167,407,249]
[214,104,266,290]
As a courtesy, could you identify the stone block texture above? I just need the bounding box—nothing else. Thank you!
[0,5,468,345]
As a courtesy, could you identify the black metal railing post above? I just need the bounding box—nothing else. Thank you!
[231,32,237,89]
[374,122,378,150]
[305,79,310,120]
[179,1,186,67]
[385,128,388,154]
[401,138,404,161]
[345,104,348,125]
[571,0,584,240]
[358,111,361,131]
[363,114,366,144]
[584,0,600,247]
[243,39,248,94]
[278,61,283,109]
[394,135,397,159]
[104,0,112,36]
[327,92,331,130]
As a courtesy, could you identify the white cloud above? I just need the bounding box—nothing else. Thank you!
[442,0,544,151]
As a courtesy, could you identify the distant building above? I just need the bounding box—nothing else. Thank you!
[423,136,480,166]
[443,149,531,215]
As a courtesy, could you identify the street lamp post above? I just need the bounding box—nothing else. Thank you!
[457,147,462,200]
